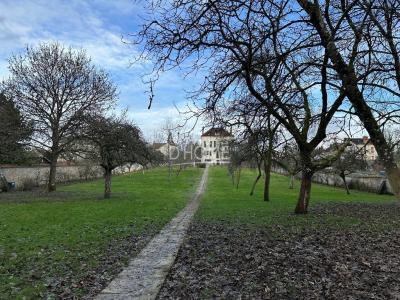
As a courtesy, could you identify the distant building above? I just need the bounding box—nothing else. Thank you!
[201,128,233,164]
[346,136,378,161]
[152,132,178,158]
[152,142,178,158]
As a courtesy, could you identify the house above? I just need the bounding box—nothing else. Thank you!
[346,136,378,161]
[152,133,178,158]
[201,128,233,164]
[153,142,178,157]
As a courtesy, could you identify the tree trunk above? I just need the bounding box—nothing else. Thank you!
[47,154,58,192]
[341,73,400,200]
[298,1,400,200]
[250,161,262,196]
[295,169,313,214]
[176,165,183,177]
[352,111,400,198]
[289,174,294,189]
[386,164,400,197]
[263,149,272,201]
[104,168,112,199]
[340,172,350,195]
[236,168,241,189]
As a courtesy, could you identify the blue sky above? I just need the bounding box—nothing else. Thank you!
[0,0,204,140]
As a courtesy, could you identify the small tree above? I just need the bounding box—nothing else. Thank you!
[84,114,148,198]
[332,148,368,195]
[0,93,32,164]
[246,117,281,201]
[228,140,251,189]
[2,42,116,191]
[274,143,302,190]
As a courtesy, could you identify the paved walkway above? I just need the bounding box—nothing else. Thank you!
[96,166,209,300]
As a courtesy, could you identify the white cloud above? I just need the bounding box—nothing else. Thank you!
[0,0,145,71]
[0,0,205,138]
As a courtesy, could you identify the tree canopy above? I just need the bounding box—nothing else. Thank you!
[83,114,150,198]
[2,42,117,191]
[0,93,32,164]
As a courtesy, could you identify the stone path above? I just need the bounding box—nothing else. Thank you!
[96,166,209,300]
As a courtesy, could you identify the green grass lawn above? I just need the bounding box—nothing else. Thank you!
[198,167,396,229]
[0,166,395,298]
[0,167,202,299]
[159,167,400,299]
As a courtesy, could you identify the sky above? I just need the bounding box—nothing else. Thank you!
[0,0,204,141]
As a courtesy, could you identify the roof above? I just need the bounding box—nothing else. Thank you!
[345,136,369,145]
[152,142,176,150]
[201,127,232,137]
[347,138,364,144]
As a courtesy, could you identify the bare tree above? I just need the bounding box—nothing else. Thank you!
[295,0,400,199]
[228,140,251,189]
[136,1,348,213]
[222,105,282,201]
[2,42,117,191]
[83,114,149,198]
[274,143,303,190]
[331,146,368,195]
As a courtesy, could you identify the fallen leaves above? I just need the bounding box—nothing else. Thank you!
[158,202,400,299]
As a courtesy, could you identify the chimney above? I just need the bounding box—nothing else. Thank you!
[363,136,369,144]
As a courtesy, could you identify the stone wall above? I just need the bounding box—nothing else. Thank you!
[312,172,392,194]
[272,166,392,194]
[0,163,143,190]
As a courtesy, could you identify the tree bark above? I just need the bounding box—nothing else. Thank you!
[236,168,241,189]
[295,169,313,214]
[340,172,350,195]
[263,148,273,201]
[386,164,400,197]
[296,0,400,200]
[104,168,112,199]
[289,174,294,189]
[47,154,58,192]
[344,87,400,199]
[250,161,262,196]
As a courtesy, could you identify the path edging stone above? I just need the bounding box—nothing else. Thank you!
[95,166,209,300]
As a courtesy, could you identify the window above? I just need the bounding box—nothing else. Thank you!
[214,141,216,147]
[204,141,206,148]
[209,141,212,147]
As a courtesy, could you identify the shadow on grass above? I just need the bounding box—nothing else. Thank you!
[0,190,133,204]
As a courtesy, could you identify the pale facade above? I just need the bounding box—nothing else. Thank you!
[153,142,178,158]
[348,136,378,161]
[201,128,233,164]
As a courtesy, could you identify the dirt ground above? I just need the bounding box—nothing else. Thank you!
[158,203,400,299]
